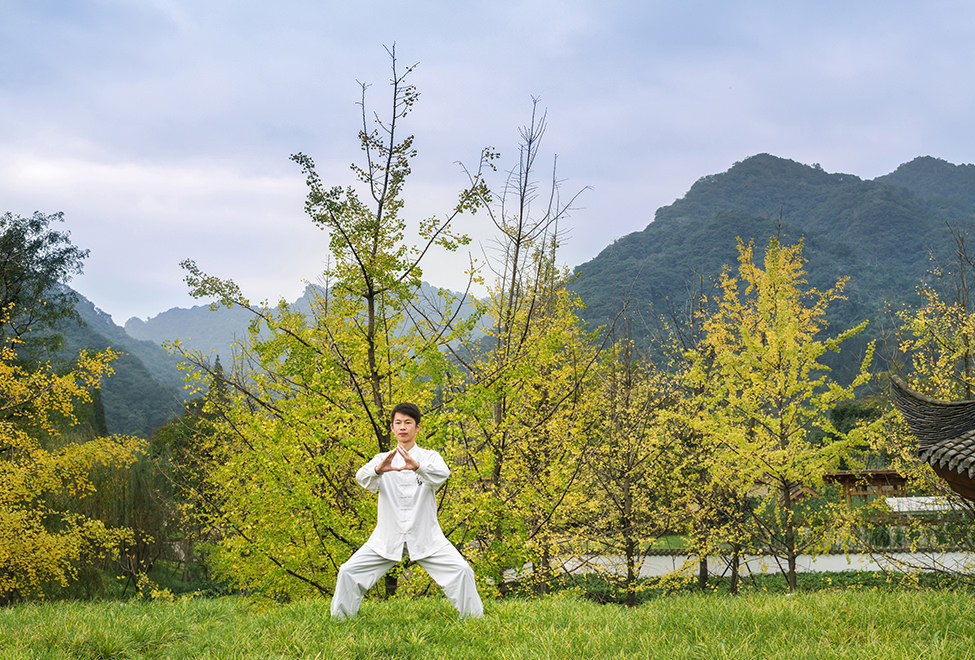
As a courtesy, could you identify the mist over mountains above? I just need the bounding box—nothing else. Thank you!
[74,154,975,435]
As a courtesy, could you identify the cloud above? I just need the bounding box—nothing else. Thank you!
[3,0,975,322]
[0,145,318,318]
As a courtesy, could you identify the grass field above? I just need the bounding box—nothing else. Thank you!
[2,585,975,659]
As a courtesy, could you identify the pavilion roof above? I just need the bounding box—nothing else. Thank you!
[891,376,975,480]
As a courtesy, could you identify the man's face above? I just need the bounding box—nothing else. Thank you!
[391,412,419,445]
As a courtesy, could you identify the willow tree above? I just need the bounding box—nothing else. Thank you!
[173,49,493,599]
[683,235,873,592]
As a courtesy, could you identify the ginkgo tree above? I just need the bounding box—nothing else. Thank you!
[682,234,873,592]
[867,225,975,559]
[437,103,607,595]
[580,338,682,606]
[172,49,494,599]
[896,225,975,400]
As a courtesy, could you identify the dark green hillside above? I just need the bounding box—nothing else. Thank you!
[56,293,183,438]
[74,296,184,391]
[570,154,975,378]
[876,156,975,207]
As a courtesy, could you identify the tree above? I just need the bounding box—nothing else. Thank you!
[148,359,230,587]
[0,211,145,602]
[682,235,873,592]
[863,224,975,568]
[581,339,681,606]
[439,102,607,595]
[171,49,494,599]
[645,273,749,592]
[0,340,144,602]
[895,224,975,400]
[0,211,88,357]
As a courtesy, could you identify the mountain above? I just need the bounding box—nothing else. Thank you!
[124,300,252,368]
[73,296,184,390]
[125,281,481,364]
[61,153,975,432]
[569,154,975,380]
[875,156,975,207]
[59,293,185,438]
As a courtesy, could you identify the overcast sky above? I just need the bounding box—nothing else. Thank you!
[3,0,975,324]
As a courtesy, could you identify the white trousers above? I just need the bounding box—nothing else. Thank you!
[330,543,483,619]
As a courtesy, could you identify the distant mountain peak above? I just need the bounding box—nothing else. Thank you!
[570,152,975,386]
[655,153,862,230]
[875,156,975,206]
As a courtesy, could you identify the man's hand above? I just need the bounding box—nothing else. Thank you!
[397,445,419,471]
[374,447,419,474]
[375,449,398,474]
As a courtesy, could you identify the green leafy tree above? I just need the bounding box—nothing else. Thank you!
[0,211,88,358]
[149,358,230,588]
[171,49,493,600]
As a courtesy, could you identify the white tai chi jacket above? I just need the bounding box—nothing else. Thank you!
[355,445,452,561]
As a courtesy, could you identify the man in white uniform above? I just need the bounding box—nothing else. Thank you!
[330,402,483,619]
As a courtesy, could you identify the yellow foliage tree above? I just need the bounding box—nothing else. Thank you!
[442,257,600,595]
[683,235,873,592]
[896,226,975,400]
[581,339,683,606]
[0,341,145,602]
[868,225,975,558]
[439,104,606,595]
[170,51,493,600]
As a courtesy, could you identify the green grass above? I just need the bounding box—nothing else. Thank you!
[2,586,975,659]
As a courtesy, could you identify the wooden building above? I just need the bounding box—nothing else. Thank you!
[823,469,907,506]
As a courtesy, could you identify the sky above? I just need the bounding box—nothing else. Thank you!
[3,0,975,324]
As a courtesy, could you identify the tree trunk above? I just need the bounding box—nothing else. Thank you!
[181,535,195,583]
[384,573,398,598]
[783,480,797,593]
[625,537,636,608]
[729,543,740,595]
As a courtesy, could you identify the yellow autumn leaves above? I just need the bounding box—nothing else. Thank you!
[0,341,144,600]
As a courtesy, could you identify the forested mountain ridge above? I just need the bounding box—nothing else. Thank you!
[124,299,252,368]
[570,154,975,364]
[59,292,184,438]
[124,281,480,363]
[65,280,474,438]
[876,156,975,207]
[65,154,975,434]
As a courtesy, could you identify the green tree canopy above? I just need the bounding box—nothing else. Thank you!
[0,211,88,357]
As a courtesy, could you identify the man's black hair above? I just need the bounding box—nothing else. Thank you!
[390,402,421,426]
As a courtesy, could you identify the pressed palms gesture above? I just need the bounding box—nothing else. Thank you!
[375,445,419,474]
